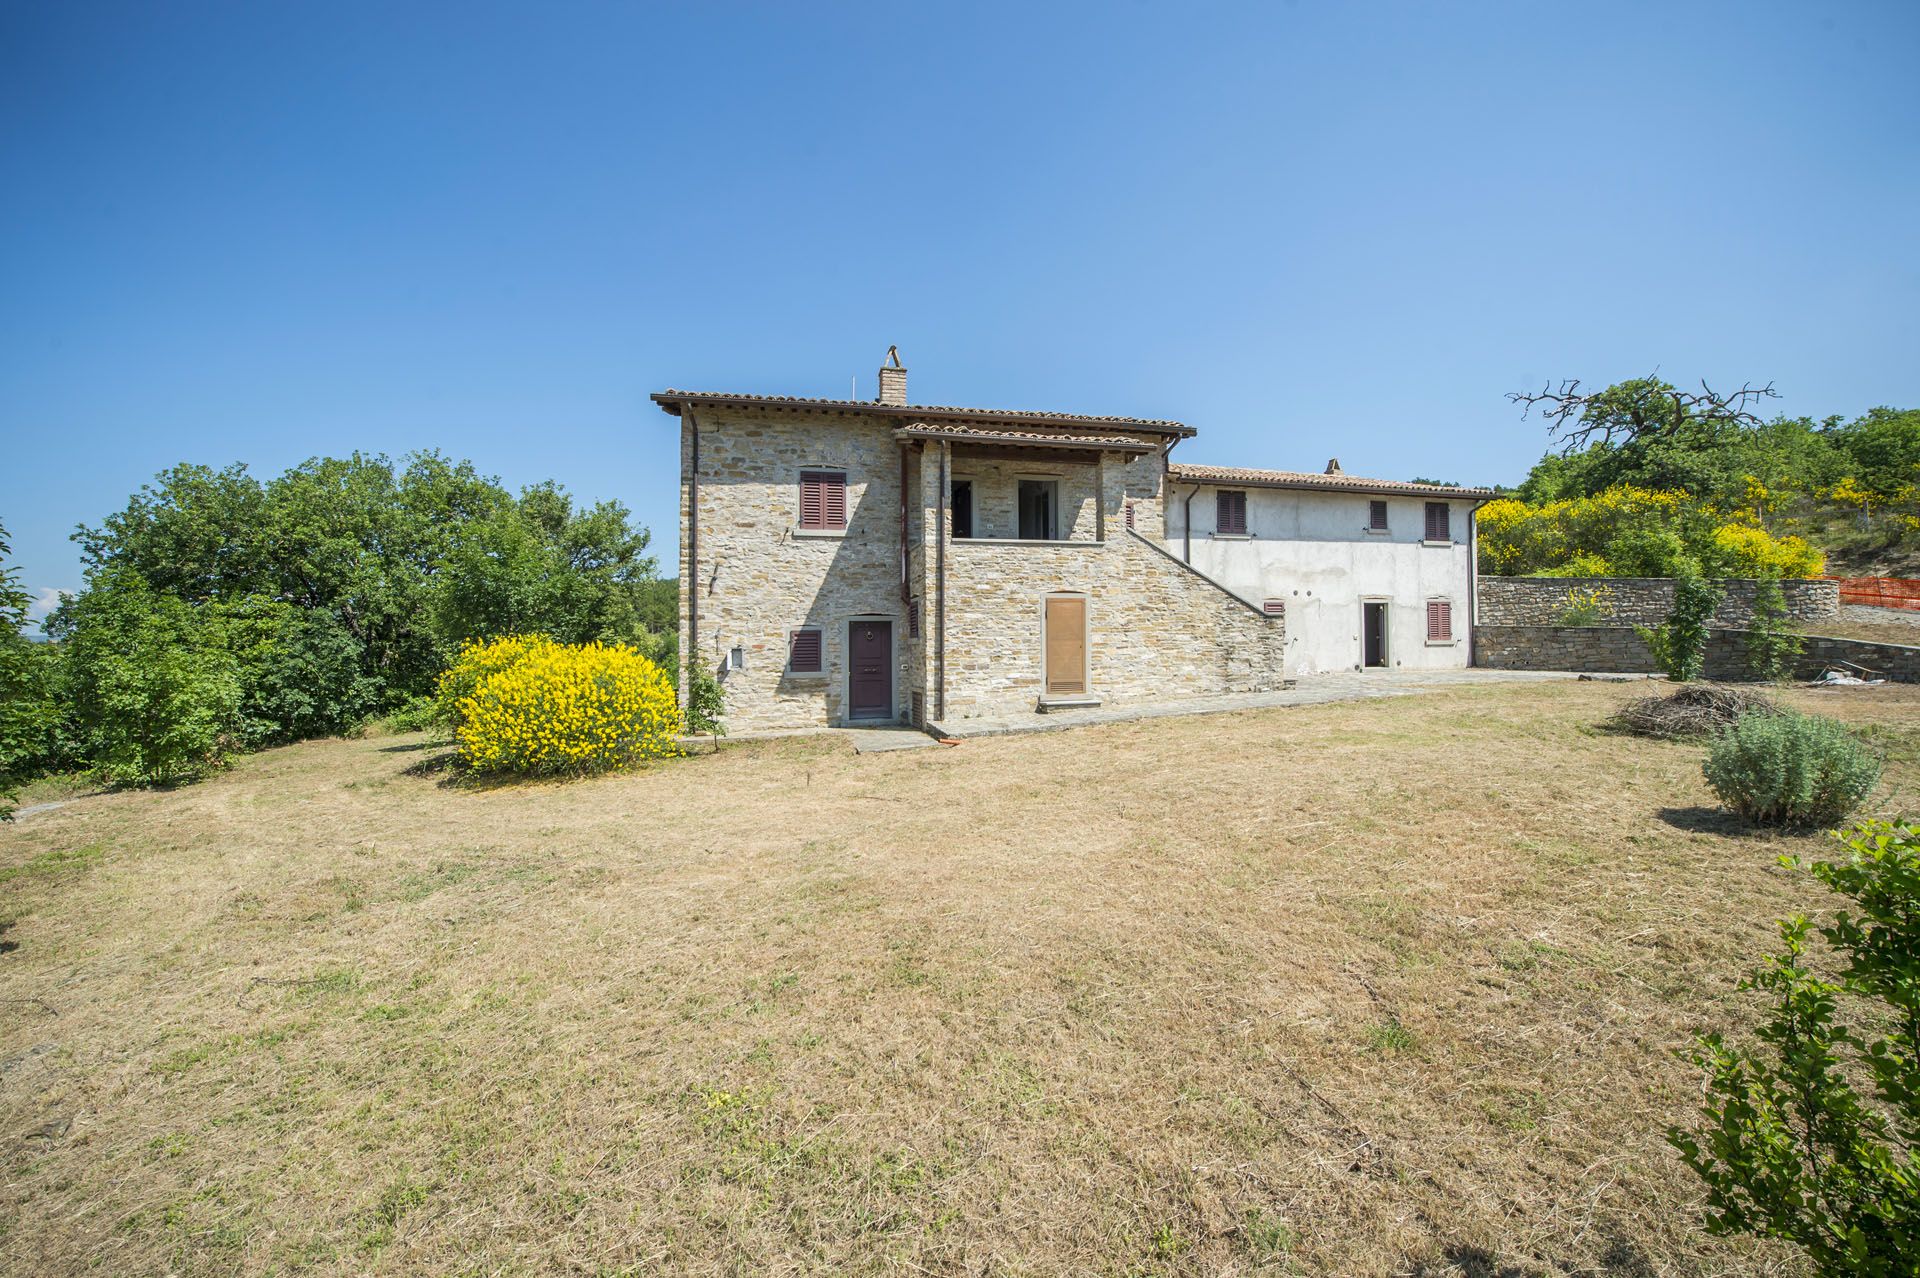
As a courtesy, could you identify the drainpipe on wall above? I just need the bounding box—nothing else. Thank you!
[898,442,910,602]
[936,441,948,720]
[685,407,700,689]
[1182,484,1203,564]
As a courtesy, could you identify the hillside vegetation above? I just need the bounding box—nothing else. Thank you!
[1479,380,1919,579]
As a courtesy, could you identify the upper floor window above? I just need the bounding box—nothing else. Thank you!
[1423,501,1451,543]
[950,479,974,539]
[799,470,847,531]
[1018,479,1058,540]
[1368,500,1389,532]
[1216,489,1248,536]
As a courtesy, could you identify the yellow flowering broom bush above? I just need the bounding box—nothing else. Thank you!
[449,637,681,776]
[435,633,562,727]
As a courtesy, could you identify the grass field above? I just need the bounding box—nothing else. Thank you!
[3,680,1917,1276]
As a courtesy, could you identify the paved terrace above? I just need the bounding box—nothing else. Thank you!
[700,669,1644,754]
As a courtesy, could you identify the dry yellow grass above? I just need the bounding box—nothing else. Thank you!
[2,680,1917,1277]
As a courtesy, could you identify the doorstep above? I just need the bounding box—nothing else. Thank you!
[1036,695,1103,712]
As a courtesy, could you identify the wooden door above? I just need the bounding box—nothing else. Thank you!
[848,620,892,719]
[1363,602,1387,668]
[1044,596,1087,695]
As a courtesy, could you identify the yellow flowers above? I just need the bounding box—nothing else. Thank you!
[1477,484,1825,578]
[1709,523,1827,579]
[439,634,681,776]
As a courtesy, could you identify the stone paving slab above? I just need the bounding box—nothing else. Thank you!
[925,668,1631,740]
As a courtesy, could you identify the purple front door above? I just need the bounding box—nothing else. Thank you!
[848,620,892,720]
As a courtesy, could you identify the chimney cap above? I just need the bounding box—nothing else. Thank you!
[1325,458,1343,474]
[884,344,904,368]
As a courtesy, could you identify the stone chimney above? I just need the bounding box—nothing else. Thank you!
[876,345,908,406]
[1325,458,1343,475]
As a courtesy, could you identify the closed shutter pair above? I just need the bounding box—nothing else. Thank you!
[799,471,847,530]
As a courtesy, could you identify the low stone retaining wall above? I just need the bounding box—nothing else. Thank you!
[1476,576,1838,628]
[1474,624,1920,683]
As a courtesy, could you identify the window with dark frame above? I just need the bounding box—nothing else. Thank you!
[787,627,823,673]
[908,599,920,639]
[1426,599,1453,643]
[1018,479,1057,540]
[1423,501,1450,542]
[799,471,848,530]
[1368,499,1389,531]
[1216,489,1248,536]
[1262,599,1285,617]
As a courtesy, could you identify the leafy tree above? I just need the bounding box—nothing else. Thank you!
[0,522,59,818]
[74,463,270,601]
[1744,574,1805,681]
[430,483,658,651]
[1831,407,1920,503]
[1635,561,1722,682]
[66,451,674,755]
[1669,822,1920,1275]
[58,569,242,785]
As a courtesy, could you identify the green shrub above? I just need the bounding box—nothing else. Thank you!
[0,523,60,818]
[1553,584,1613,626]
[60,569,243,786]
[1669,821,1920,1275]
[683,661,727,744]
[1636,563,1723,682]
[1703,710,1881,828]
[1743,573,1805,682]
[376,696,441,734]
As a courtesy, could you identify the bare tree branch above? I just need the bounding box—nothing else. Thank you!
[1508,374,1778,453]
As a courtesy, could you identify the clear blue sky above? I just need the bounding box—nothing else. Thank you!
[4,1,1917,617]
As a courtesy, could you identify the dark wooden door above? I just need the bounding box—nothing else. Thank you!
[1363,602,1387,668]
[1044,597,1087,695]
[848,620,892,719]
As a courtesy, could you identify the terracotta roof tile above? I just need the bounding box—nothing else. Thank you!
[893,422,1157,452]
[650,389,1192,435]
[1166,462,1495,499]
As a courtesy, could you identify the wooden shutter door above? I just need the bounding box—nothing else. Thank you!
[1044,597,1087,695]
[1425,502,1449,542]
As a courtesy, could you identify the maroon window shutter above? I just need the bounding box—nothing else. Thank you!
[788,628,823,672]
[1427,600,1452,641]
[1217,490,1247,535]
[1369,500,1388,531]
[799,471,846,530]
[1263,598,1285,617]
[1424,501,1449,542]
[1125,501,1135,530]
[823,474,846,528]
[908,599,920,638]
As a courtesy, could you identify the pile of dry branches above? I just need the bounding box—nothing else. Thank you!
[1611,683,1781,741]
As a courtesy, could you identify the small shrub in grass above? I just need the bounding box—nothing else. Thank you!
[1703,710,1880,828]
[1669,821,1920,1275]
[454,640,680,776]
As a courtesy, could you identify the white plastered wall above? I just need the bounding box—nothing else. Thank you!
[1164,484,1476,675]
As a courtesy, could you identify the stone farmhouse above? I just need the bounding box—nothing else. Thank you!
[653,352,1493,732]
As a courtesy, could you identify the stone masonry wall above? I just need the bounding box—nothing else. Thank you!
[936,526,1286,719]
[1474,624,1919,682]
[680,406,911,732]
[682,405,1276,730]
[1477,576,1838,628]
